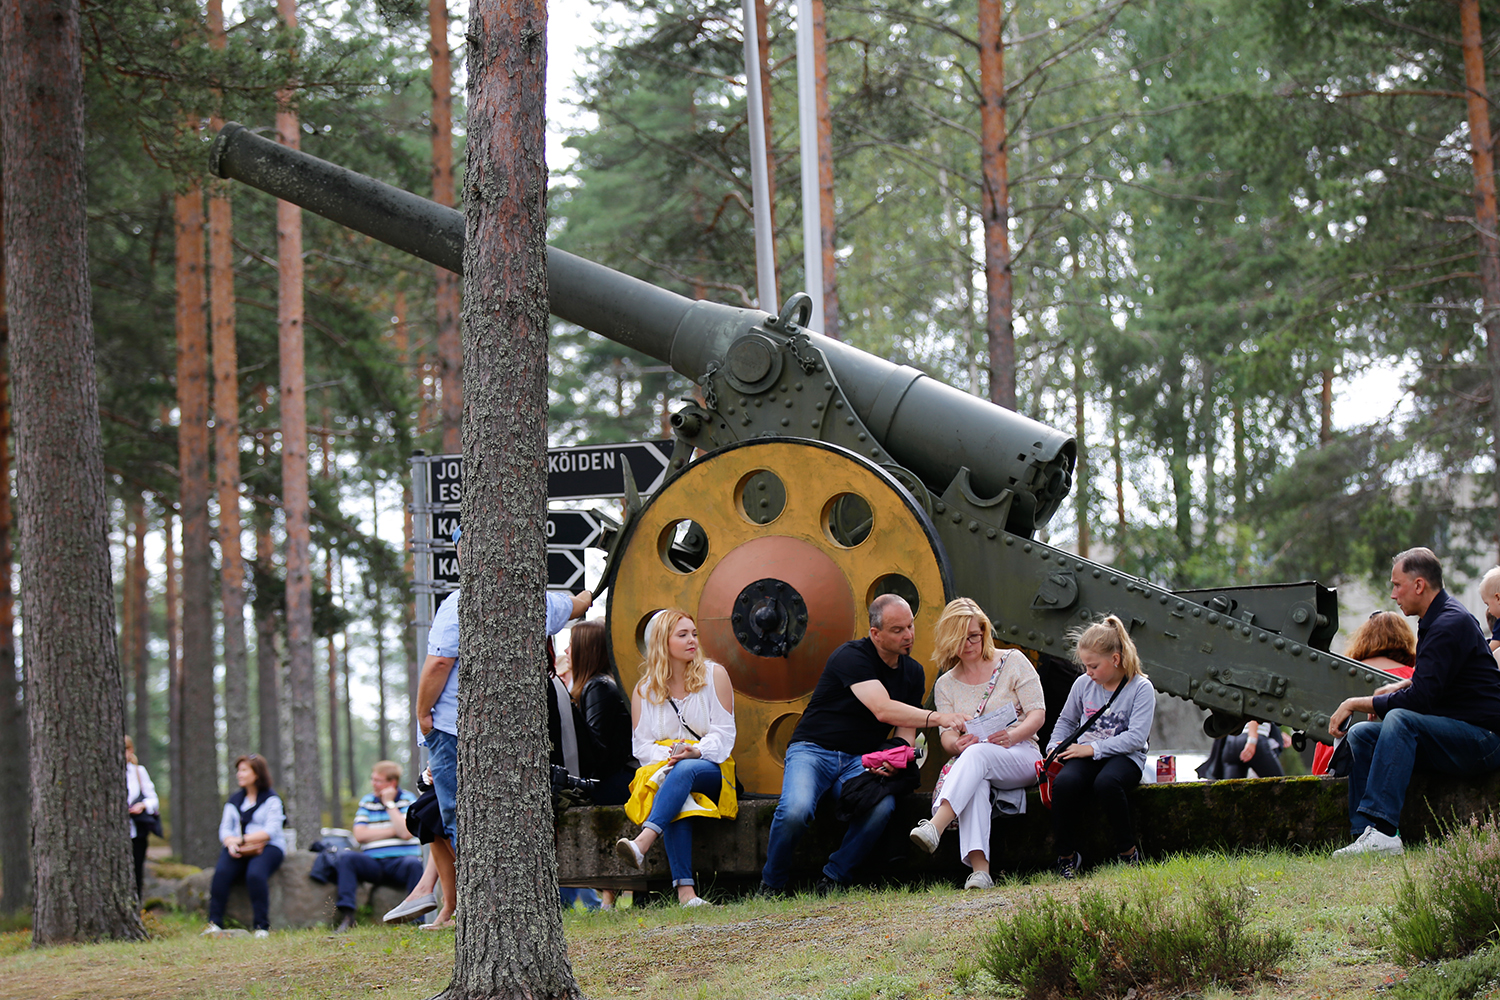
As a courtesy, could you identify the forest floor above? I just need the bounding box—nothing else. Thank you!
[0,845,1464,1000]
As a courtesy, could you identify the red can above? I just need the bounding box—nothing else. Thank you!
[1155,754,1176,783]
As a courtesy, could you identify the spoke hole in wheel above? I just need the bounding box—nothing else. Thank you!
[867,573,921,616]
[766,712,802,766]
[634,609,666,657]
[822,492,873,548]
[657,519,709,574]
[734,469,786,525]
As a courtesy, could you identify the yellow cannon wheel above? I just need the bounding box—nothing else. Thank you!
[606,438,951,794]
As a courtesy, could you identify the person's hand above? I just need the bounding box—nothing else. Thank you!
[225,838,241,858]
[953,732,979,753]
[867,762,896,776]
[422,768,433,786]
[1373,678,1412,698]
[378,785,398,806]
[936,713,968,732]
[1058,743,1095,761]
[1238,736,1258,763]
[129,802,145,815]
[1329,700,1356,739]
[667,742,700,763]
[988,728,1015,749]
[419,712,434,736]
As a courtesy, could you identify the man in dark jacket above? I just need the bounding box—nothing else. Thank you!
[1330,547,1500,857]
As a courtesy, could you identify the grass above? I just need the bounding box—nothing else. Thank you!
[0,846,1480,1000]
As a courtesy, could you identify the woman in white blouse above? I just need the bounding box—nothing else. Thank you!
[125,735,159,901]
[614,609,735,907]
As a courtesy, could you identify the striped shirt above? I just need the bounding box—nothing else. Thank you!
[354,789,421,858]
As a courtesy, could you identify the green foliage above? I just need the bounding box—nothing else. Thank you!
[1383,945,1500,1000]
[981,878,1294,999]
[1388,815,1500,963]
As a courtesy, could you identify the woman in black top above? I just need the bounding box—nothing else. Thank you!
[569,620,637,805]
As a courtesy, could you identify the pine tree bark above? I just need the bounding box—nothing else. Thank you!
[394,291,419,771]
[277,0,322,847]
[130,497,148,764]
[1,0,145,943]
[811,0,840,339]
[1458,0,1500,561]
[1074,347,1088,559]
[163,503,182,858]
[175,178,219,864]
[755,0,776,228]
[431,0,463,455]
[447,0,581,993]
[253,474,282,777]
[978,0,1015,409]
[0,263,30,918]
[210,0,250,782]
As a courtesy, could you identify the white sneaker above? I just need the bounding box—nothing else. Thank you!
[615,838,645,870]
[200,923,223,937]
[253,929,270,939]
[963,870,994,890]
[384,891,438,924]
[681,896,713,908]
[908,819,941,855]
[1333,825,1404,858]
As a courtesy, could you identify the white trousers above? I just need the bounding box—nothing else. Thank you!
[933,741,1043,866]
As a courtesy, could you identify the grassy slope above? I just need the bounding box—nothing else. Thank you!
[0,847,1461,1000]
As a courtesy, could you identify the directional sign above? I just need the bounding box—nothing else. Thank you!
[548,549,587,592]
[433,549,460,588]
[546,510,604,549]
[548,440,674,500]
[427,455,463,506]
[430,511,462,544]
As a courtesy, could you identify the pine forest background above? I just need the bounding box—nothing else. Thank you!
[4,0,1500,904]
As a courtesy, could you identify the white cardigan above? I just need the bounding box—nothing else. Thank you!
[632,662,736,765]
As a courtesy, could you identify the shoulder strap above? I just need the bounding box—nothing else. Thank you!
[972,663,1004,717]
[1044,677,1130,768]
[552,675,581,776]
[667,697,705,741]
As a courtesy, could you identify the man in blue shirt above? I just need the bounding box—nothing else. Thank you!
[1331,547,1500,857]
[333,761,424,932]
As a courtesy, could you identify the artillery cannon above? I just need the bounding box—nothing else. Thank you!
[210,122,1396,793]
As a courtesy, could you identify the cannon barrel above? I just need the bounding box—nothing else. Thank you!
[209,122,1075,529]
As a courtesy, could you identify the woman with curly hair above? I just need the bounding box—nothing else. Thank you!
[1313,611,1418,775]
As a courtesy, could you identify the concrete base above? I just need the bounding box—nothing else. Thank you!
[557,767,1500,890]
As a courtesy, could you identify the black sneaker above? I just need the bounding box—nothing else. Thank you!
[1056,852,1082,880]
[333,907,357,934]
[1119,847,1142,867]
[754,882,786,900]
[813,876,843,897]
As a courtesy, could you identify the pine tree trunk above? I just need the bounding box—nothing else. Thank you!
[755,0,776,228]
[431,0,463,455]
[163,503,182,859]
[175,179,219,864]
[0,277,30,918]
[394,292,419,772]
[1459,0,1500,563]
[210,0,250,778]
[978,0,1014,409]
[254,397,283,777]
[342,638,355,796]
[277,0,322,847]
[1319,368,1333,447]
[447,0,581,993]
[1,0,144,942]
[327,632,342,827]
[811,0,840,339]
[131,499,148,764]
[1113,389,1125,535]
[1074,347,1088,559]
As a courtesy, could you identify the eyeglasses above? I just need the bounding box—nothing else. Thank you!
[963,633,983,645]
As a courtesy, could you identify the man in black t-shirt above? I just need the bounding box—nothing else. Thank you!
[758,595,967,894]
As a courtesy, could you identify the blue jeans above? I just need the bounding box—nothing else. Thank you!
[560,887,601,910]
[333,851,425,911]
[760,741,896,888]
[208,846,285,930]
[426,728,458,848]
[1346,709,1500,836]
[643,757,722,886]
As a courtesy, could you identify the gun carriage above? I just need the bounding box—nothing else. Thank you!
[210,123,1397,793]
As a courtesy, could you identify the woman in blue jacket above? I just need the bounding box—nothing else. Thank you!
[203,753,286,936]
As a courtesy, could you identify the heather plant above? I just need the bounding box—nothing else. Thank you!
[981,877,1293,1000]
[1388,814,1500,962]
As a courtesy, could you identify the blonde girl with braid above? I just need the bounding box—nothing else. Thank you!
[1045,615,1155,879]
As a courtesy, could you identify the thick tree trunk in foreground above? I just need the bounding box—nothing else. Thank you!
[176,180,219,861]
[0,283,30,918]
[1,0,144,943]
[979,0,1014,409]
[447,0,581,995]
[278,0,322,846]
[1459,0,1500,562]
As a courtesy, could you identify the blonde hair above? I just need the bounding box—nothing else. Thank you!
[639,609,707,705]
[931,598,996,674]
[1070,614,1142,680]
[1481,567,1500,601]
[372,760,402,783]
[124,734,138,766]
